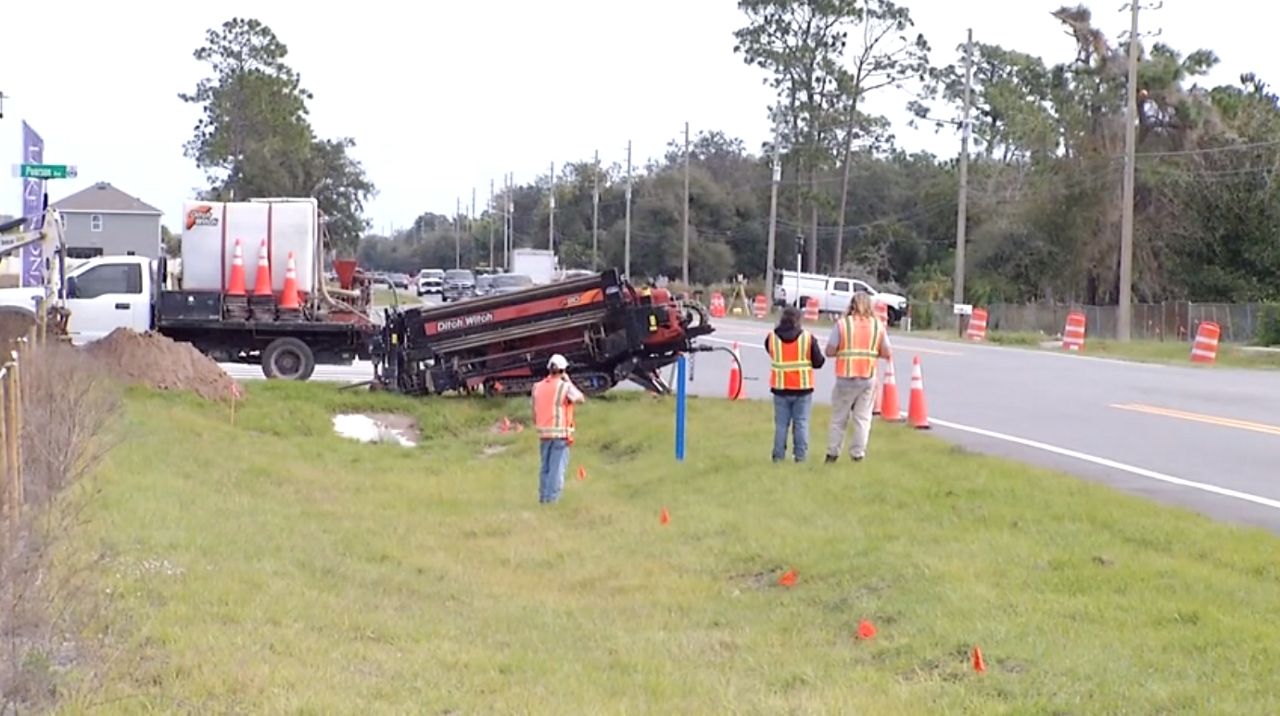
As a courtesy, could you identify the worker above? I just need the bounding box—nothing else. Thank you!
[531,354,586,504]
[824,292,892,463]
[765,305,826,463]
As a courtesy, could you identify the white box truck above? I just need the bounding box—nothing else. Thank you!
[511,248,559,284]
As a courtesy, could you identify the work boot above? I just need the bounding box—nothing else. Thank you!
[824,455,838,464]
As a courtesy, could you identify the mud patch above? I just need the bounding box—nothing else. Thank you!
[727,565,787,591]
[84,328,240,401]
[333,413,419,447]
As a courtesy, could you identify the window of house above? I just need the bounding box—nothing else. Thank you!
[90,214,103,232]
[72,263,142,299]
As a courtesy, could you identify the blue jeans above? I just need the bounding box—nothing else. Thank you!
[772,393,813,462]
[539,439,570,503]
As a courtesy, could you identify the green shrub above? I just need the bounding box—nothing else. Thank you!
[1255,304,1280,346]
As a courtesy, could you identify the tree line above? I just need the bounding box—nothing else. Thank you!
[181,9,1280,305]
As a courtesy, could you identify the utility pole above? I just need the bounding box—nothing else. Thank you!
[592,149,600,270]
[954,28,974,336]
[1118,1,1148,342]
[624,140,633,280]
[548,161,556,253]
[765,109,782,306]
[682,121,691,286]
[454,196,461,269]
[505,172,514,269]
[488,178,495,269]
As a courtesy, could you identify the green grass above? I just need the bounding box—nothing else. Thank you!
[913,328,1280,369]
[66,384,1280,713]
[372,286,420,306]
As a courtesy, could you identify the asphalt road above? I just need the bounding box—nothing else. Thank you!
[218,304,1280,533]
[694,317,1280,533]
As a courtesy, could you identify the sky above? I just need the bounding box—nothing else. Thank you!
[0,1,1270,232]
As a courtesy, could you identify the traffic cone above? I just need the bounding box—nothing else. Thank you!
[500,416,511,434]
[727,341,742,400]
[907,356,930,430]
[226,239,247,296]
[972,646,986,673]
[778,569,798,587]
[251,239,272,297]
[660,507,671,525]
[576,466,587,481]
[279,251,301,311]
[856,619,877,640]
[879,361,902,422]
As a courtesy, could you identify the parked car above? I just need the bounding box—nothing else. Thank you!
[387,272,411,290]
[475,274,495,297]
[442,268,476,302]
[488,273,535,295]
[416,268,444,296]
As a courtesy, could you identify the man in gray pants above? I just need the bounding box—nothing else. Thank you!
[824,293,893,463]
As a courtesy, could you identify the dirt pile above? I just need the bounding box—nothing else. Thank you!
[84,328,241,401]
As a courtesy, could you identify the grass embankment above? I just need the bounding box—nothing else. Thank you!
[914,328,1280,369]
[74,384,1280,713]
[371,286,420,307]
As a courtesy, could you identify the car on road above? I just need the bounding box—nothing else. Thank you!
[475,274,495,297]
[416,269,444,296]
[442,269,476,302]
[487,273,535,295]
[387,272,411,290]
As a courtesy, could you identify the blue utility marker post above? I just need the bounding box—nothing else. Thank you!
[675,355,687,461]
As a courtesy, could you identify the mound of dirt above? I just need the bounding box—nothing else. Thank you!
[0,308,35,346]
[84,328,241,401]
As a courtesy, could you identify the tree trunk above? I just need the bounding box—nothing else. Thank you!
[808,168,819,272]
[835,116,856,275]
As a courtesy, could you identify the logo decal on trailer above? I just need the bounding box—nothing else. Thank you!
[432,312,495,333]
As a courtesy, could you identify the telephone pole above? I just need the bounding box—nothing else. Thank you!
[624,140,633,280]
[592,149,600,270]
[954,28,974,334]
[488,178,495,269]
[682,121,691,285]
[765,109,782,304]
[505,172,514,269]
[1118,0,1150,342]
[548,161,556,253]
[454,196,461,269]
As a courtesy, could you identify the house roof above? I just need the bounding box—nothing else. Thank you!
[53,182,162,215]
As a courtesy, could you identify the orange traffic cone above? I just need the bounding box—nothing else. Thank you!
[856,619,877,640]
[226,239,247,296]
[972,646,986,673]
[576,466,587,481]
[500,416,511,434]
[279,251,301,310]
[251,239,272,297]
[659,507,671,525]
[727,341,742,399]
[907,356,930,430]
[778,569,798,587]
[880,361,902,422]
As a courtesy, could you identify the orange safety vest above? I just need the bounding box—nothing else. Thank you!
[532,375,576,440]
[834,316,883,379]
[766,330,814,390]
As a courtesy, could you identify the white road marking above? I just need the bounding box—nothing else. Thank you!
[930,417,1280,511]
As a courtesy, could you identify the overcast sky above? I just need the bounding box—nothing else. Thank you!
[1,1,1270,231]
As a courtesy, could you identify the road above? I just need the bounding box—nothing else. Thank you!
[218,305,1280,533]
[691,317,1280,533]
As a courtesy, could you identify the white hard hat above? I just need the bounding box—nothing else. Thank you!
[547,354,568,371]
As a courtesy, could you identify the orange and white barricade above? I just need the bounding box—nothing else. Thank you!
[874,302,889,328]
[709,292,726,318]
[966,308,988,341]
[1062,311,1086,351]
[753,294,768,319]
[1190,321,1220,365]
[803,297,820,322]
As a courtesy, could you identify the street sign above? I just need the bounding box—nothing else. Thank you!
[17,163,76,180]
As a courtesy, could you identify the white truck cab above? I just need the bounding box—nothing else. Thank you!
[61,256,155,344]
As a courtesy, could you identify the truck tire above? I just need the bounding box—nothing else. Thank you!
[261,337,316,381]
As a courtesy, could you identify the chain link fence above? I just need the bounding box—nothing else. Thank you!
[909,301,1275,344]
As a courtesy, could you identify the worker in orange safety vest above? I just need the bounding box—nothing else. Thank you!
[531,354,586,503]
[823,292,892,463]
[764,306,826,463]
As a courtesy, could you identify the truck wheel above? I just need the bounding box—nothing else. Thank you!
[262,337,316,381]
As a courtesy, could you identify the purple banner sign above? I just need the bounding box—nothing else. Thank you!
[21,121,45,288]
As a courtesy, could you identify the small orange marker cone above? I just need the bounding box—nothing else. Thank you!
[500,416,511,433]
[226,239,247,296]
[972,646,986,672]
[778,569,797,587]
[252,239,273,297]
[660,507,670,525]
[907,355,930,430]
[880,360,902,422]
[857,619,877,640]
[279,251,301,310]
[727,341,742,400]
[576,466,586,481]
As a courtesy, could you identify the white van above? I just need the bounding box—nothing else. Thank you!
[773,269,908,324]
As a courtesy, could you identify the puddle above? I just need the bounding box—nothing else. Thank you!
[333,413,419,447]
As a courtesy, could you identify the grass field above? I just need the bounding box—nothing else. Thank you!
[910,328,1280,369]
[371,286,420,306]
[67,383,1280,713]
